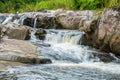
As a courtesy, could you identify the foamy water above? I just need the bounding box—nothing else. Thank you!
[1,29,120,80]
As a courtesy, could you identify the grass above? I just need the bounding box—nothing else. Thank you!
[35,0,74,10]
[0,0,120,13]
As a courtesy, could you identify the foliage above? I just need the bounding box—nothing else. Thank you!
[0,0,120,13]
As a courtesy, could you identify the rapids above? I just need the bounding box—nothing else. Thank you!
[1,29,120,80]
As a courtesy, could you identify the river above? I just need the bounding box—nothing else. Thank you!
[0,29,120,80]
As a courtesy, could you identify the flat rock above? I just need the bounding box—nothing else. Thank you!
[0,39,52,70]
[0,39,38,58]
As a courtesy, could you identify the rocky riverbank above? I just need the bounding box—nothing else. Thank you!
[0,6,120,70]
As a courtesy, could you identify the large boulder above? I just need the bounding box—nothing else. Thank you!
[82,6,120,56]
[97,6,120,55]
[0,39,51,70]
[0,39,38,58]
[3,22,31,40]
[57,10,96,29]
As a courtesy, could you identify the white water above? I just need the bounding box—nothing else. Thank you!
[40,30,100,63]
[2,29,120,80]
[14,14,27,25]
[33,17,38,28]
[2,16,13,25]
[45,30,84,45]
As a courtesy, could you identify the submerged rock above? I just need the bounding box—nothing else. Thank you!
[35,28,46,40]
[0,60,27,70]
[0,55,52,64]
[93,52,115,62]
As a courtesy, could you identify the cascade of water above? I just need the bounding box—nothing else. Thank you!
[20,18,25,25]
[33,17,38,28]
[30,30,38,43]
[13,14,27,25]
[45,30,84,45]
[30,17,38,42]
[37,29,101,62]
[2,16,13,25]
[18,14,27,25]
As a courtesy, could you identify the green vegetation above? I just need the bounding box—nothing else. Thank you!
[0,0,120,13]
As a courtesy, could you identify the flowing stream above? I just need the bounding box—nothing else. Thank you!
[1,29,120,80]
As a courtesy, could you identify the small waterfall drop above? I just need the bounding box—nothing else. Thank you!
[30,30,37,42]
[45,30,84,45]
[30,17,38,42]
[33,17,38,28]
[13,14,27,25]
[18,14,27,25]
[20,17,25,25]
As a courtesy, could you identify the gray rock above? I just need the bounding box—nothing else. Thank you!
[82,6,120,56]
[93,52,115,62]
[35,28,46,40]
[4,22,31,40]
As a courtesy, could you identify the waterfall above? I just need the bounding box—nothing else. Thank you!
[20,18,25,25]
[33,17,38,28]
[18,14,27,25]
[45,30,84,45]
[30,17,39,42]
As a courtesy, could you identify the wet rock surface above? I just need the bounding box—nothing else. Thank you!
[92,52,115,62]
[35,28,46,40]
[0,60,27,70]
